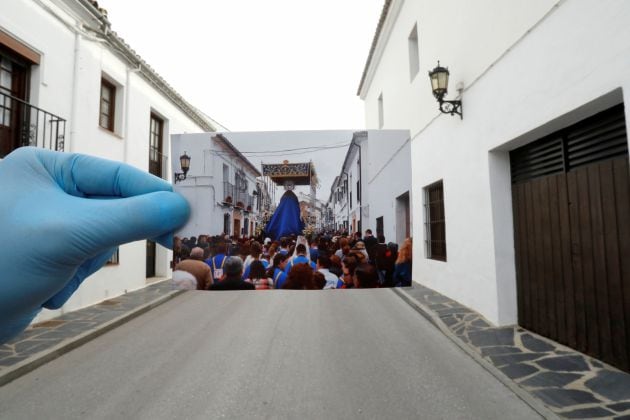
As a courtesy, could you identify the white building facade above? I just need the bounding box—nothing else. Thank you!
[172,133,261,240]
[1,0,220,321]
[363,130,411,245]
[329,130,411,245]
[359,0,630,370]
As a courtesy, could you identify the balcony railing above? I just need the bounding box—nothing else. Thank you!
[0,92,66,154]
[223,181,235,203]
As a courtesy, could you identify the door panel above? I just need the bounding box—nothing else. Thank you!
[511,104,629,371]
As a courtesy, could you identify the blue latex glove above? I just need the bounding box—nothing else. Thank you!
[0,147,190,344]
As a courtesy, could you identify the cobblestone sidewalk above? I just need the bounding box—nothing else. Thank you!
[395,284,630,419]
[0,280,181,386]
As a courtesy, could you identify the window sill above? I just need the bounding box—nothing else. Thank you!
[98,126,124,140]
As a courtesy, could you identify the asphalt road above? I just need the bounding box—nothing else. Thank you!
[0,290,539,419]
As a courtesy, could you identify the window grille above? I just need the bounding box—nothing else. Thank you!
[424,180,446,261]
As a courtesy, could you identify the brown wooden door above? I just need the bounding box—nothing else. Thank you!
[146,240,156,278]
[0,50,28,158]
[511,104,630,371]
[233,219,241,238]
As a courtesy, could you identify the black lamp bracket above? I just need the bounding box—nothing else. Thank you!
[174,171,187,183]
[438,98,463,119]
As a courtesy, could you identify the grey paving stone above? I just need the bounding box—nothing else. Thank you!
[498,363,538,379]
[441,316,458,327]
[428,303,447,310]
[468,328,515,347]
[425,295,451,304]
[533,388,601,408]
[480,346,522,357]
[55,321,99,332]
[520,372,582,388]
[34,331,75,340]
[453,325,465,336]
[15,340,52,353]
[591,360,604,368]
[471,319,489,328]
[0,355,29,366]
[608,402,630,412]
[585,370,630,401]
[614,415,630,420]
[489,352,546,367]
[521,333,556,353]
[436,307,472,316]
[536,355,590,372]
[17,342,56,356]
[7,329,44,342]
[560,407,615,418]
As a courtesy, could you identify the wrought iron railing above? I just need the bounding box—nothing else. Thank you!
[247,194,255,210]
[234,190,248,208]
[223,181,235,203]
[0,92,66,153]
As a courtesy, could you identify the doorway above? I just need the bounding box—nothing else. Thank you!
[376,216,384,239]
[0,47,29,158]
[146,240,156,278]
[395,191,410,244]
[510,104,630,371]
[233,218,241,238]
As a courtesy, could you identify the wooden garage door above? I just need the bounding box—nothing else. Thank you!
[510,104,630,371]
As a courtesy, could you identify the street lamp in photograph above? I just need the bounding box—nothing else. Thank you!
[428,61,463,119]
[174,152,191,183]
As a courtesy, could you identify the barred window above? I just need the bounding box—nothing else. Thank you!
[424,180,446,261]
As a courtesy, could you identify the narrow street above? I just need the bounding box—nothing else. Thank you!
[0,290,538,419]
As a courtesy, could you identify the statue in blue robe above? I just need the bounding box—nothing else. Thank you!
[265,190,304,240]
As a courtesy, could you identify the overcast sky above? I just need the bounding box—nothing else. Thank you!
[101,0,384,195]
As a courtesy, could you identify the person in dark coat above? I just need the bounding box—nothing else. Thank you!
[210,257,255,291]
[363,229,378,261]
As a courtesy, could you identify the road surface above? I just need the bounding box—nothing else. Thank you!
[0,290,539,419]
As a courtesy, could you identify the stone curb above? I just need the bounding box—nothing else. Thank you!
[391,287,560,420]
[0,289,184,388]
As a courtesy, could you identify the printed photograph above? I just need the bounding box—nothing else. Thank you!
[171,130,411,291]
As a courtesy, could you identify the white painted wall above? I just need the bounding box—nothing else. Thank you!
[360,0,557,132]
[2,0,212,321]
[361,0,630,326]
[364,130,411,244]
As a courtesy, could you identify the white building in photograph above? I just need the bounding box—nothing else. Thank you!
[1,0,222,321]
[329,129,411,244]
[329,175,347,232]
[359,0,630,370]
[364,129,411,245]
[172,133,262,240]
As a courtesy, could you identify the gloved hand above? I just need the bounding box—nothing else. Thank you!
[0,147,190,344]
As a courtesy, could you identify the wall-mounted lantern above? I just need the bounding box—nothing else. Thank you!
[174,152,191,183]
[429,61,462,119]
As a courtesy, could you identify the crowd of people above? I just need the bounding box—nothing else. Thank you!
[172,230,413,291]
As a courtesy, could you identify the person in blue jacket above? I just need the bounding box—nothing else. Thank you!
[205,243,228,284]
[285,244,316,274]
[268,253,289,289]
